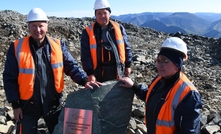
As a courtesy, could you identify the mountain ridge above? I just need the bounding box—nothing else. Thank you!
[111,12,221,38]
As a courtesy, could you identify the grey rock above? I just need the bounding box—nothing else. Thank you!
[127,128,136,134]
[128,118,137,130]
[54,80,134,134]
[7,110,14,120]
[132,108,145,118]
[0,115,6,124]
[202,125,220,134]
[135,129,144,134]
[136,124,147,134]
[38,118,46,128]
[201,115,208,126]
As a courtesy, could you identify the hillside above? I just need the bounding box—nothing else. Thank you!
[0,10,221,133]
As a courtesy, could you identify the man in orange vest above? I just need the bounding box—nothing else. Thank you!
[81,0,133,82]
[119,37,202,134]
[3,8,101,134]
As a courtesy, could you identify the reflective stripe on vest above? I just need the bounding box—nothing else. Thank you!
[85,20,125,70]
[14,36,64,100]
[145,72,197,134]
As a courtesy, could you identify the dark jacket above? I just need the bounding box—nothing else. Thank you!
[81,21,132,80]
[132,72,202,134]
[3,36,88,114]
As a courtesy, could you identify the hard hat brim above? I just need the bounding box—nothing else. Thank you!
[26,19,49,23]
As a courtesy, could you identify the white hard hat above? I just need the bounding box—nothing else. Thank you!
[161,37,188,60]
[94,0,110,10]
[26,8,49,23]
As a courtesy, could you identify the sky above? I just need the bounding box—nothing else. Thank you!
[1,0,221,18]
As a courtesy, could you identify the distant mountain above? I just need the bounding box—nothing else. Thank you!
[204,20,221,38]
[194,13,221,22]
[112,12,172,26]
[140,19,187,34]
[159,12,210,34]
[203,30,221,38]
[111,12,221,38]
[208,20,221,32]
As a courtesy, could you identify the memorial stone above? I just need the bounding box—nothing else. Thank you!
[53,80,134,134]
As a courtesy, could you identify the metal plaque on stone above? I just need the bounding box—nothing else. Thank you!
[63,108,93,134]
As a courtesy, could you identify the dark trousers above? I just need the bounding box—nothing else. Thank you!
[96,65,117,82]
[16,110,61,134]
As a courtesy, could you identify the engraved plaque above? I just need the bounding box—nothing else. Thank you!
[63,108,93,134]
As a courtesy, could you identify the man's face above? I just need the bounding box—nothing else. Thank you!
[28,21,48,43]
[95,9,110,27]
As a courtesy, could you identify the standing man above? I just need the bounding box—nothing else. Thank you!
[81,0,133,82]
[3,8,101,134]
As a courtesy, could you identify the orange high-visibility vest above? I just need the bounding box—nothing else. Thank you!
[14,36,64,100]
[85,20,125,70]
[145,72,198,134]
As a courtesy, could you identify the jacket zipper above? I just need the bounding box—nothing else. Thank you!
[180,116,183,133]
[151,92,165,134]
[42,46,61,100]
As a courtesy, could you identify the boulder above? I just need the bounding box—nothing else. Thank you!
[54,80,134,134]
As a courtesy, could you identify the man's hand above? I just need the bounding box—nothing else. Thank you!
[88,74,96,82]
[124,67,131,77]
[118,77,134,88]
[13,108,23,121]
[84,81,102,89]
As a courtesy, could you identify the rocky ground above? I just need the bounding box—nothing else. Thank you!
[0,10,221,134]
